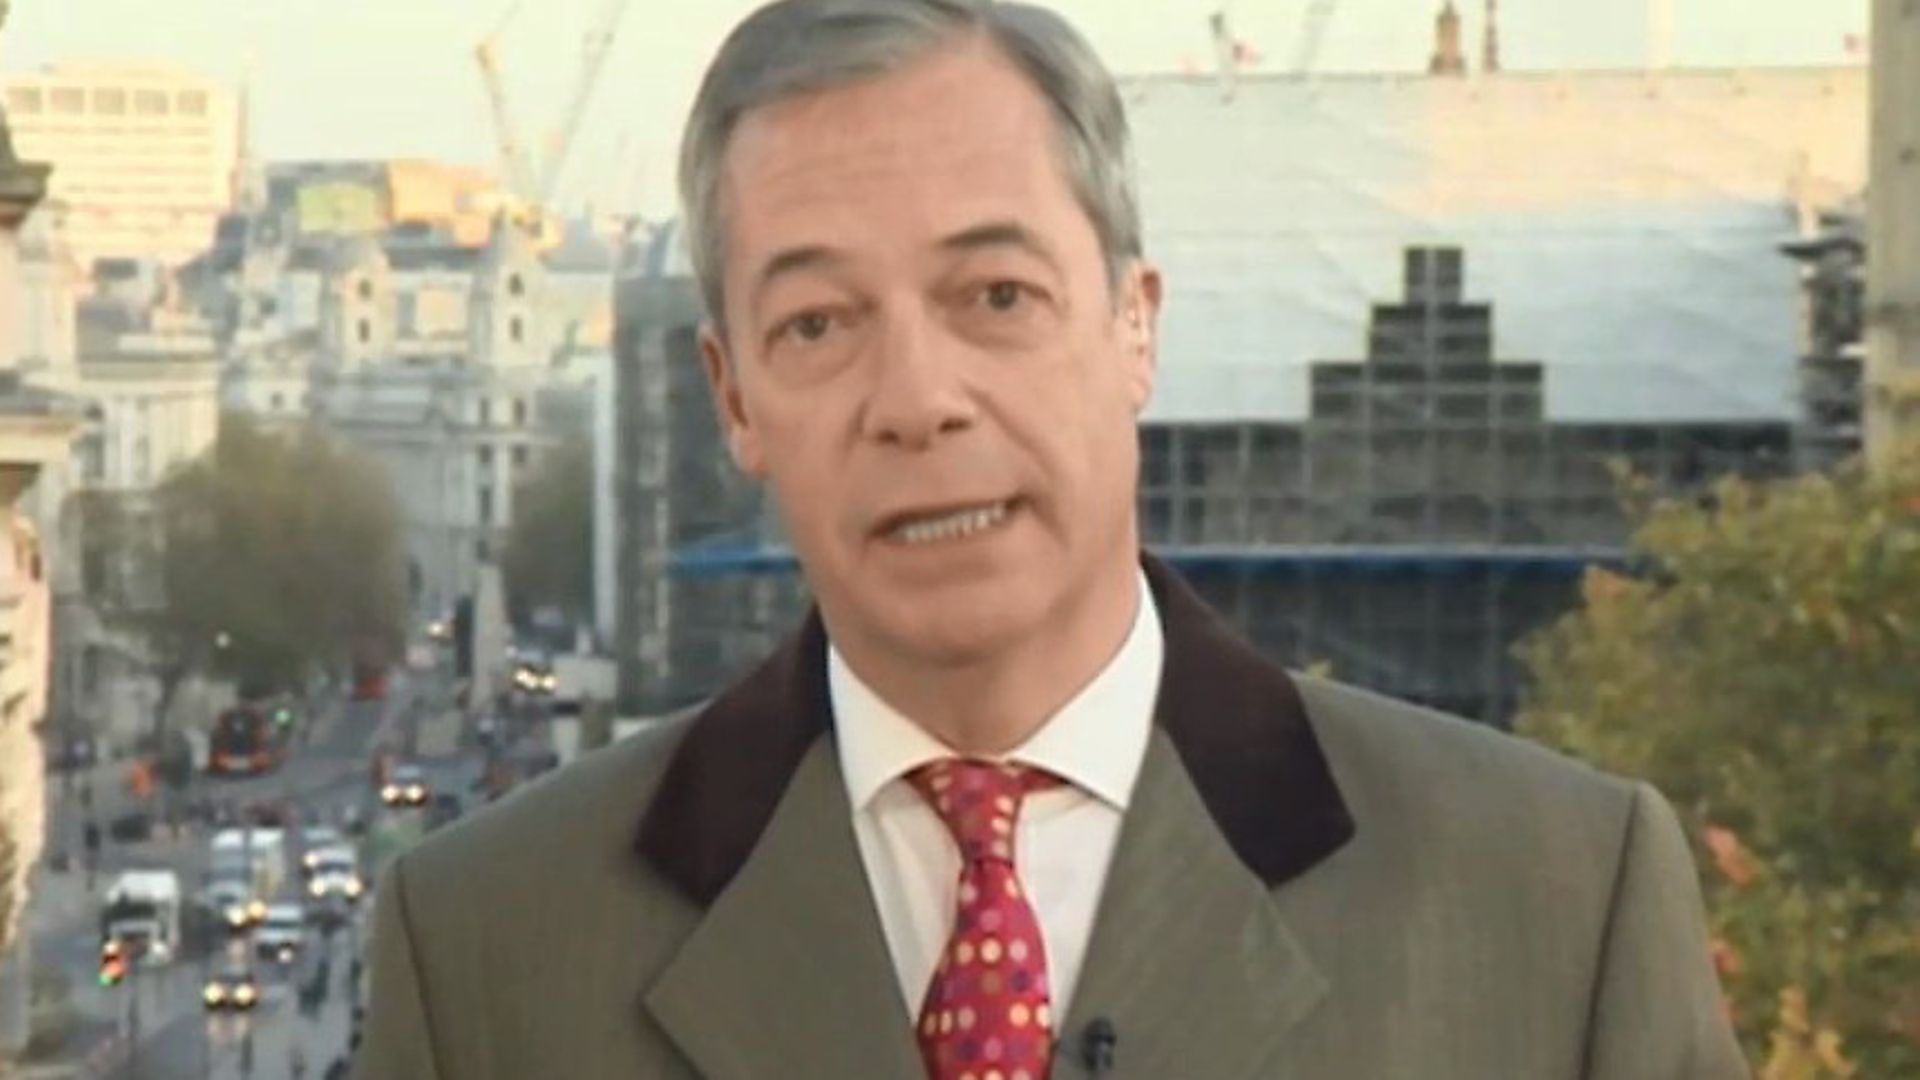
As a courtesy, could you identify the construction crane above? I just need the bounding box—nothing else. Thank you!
[540,0,635,206]
[1293,0,1340,75]
[473,0,633,238]
[475,0,541,207]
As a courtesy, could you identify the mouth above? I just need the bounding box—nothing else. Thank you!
[877,497,1022,547]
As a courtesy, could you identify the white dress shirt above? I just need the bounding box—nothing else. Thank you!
[830,571,1163,1019]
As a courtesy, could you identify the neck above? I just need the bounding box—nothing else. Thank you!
[840,553,1143,756]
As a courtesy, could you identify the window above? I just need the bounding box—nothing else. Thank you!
[356,318,371,344]
[92,88,127,115]
[270,393,284,412]
[7,88,42,114]
[507,274,524,298]
[51,87,84,115]
[134,90,170,116]
[176,90,208,116]
[357,279,373,301]
[512,398,527,426]
[478,486,494,526]
[512,445,529,469]
[509,316,524,344]
[478,399,492,426]
[478,445,494,468]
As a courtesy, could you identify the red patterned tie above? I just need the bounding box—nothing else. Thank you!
[909,759,1060,1080]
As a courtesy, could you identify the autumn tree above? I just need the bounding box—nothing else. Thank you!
[124,416,408,714]
[1516,442,1920,1078]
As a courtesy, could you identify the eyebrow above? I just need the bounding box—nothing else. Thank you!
[939,220,1062,273]
[749,245,845,316]
[747,221,1063,315]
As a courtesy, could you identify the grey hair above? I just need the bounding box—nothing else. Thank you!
[677,0,1143,329]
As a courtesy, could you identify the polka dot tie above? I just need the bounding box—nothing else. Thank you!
[908,759,1061,1080]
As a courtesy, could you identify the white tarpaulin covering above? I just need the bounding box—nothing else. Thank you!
[1123,66,1868,423]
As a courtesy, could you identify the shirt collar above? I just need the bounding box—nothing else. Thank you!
[831,569,1162,813]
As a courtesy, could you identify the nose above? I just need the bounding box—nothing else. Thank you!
[859,309,977,450]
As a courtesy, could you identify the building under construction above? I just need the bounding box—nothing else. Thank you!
[611,45,1867,724]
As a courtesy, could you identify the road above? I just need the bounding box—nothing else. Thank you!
[24,666,492,1079]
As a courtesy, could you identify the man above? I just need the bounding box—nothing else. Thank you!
[357,2,1748,1077]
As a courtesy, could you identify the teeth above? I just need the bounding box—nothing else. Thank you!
[892,502,1010,545]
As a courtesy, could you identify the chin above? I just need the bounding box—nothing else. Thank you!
[863,570,1056,665]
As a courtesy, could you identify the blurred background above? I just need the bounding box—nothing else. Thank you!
[0,0,1913,1076]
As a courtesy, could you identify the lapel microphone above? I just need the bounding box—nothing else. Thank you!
[1080,1017,1118,1075]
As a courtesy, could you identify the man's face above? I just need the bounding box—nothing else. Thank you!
[702,37,1161,665]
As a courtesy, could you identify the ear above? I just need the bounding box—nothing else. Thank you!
[1118,261,1163,414]
[699,324,766,478]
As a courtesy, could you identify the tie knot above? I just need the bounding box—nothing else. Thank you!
[908,759,1056,862]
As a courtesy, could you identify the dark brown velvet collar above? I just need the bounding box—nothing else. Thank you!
[635,553,1356,904]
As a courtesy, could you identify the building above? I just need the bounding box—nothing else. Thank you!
[2,62,240,269]
[12,202,81,391]
[314,357,565,620]
[72,334,222,492]
[614,223,787,713]
[0,92,82,1060]
[612,63,1864,723]
[1780,206,1867,472]
[198,174,620,623]
[1866,0,1920,467]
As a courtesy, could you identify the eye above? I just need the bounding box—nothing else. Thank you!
[773,310,836,346]
[981,281,1027,312]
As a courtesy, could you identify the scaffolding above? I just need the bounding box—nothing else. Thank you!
[1782,209,1869,473]
[621,244,1800,723]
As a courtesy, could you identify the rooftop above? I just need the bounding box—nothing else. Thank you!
[1118,66,1866,425]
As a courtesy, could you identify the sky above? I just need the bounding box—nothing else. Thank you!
[1,0,1871,218]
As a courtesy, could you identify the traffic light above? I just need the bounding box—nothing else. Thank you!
[273,706,294,728]
[98,940,127,987]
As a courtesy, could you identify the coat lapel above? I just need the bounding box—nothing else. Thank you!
[642,740,923,1079]
[1055,728,1329,1079]
[633,554,1359,1079]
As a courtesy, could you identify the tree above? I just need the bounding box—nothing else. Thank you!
[133,416,408,713]
[1515,442,1920,1078]
[502,435,592,627]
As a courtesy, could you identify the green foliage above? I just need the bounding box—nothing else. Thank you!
[1516,443,1920,1077]
[502,435,592,625]
[143,415,408,699]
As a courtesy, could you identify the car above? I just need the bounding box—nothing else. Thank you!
[511,661,556,695]
[304,848,365,903]
[202,965,260,1011]
[107,811,154,843]
[201,875,265,933]
[299,828,345,873]
[253,903,306,965]
[380,764,430,808]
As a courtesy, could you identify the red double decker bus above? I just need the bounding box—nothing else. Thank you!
[208,705,290,776]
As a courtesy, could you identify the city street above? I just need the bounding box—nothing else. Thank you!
[22,668,493,1079]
